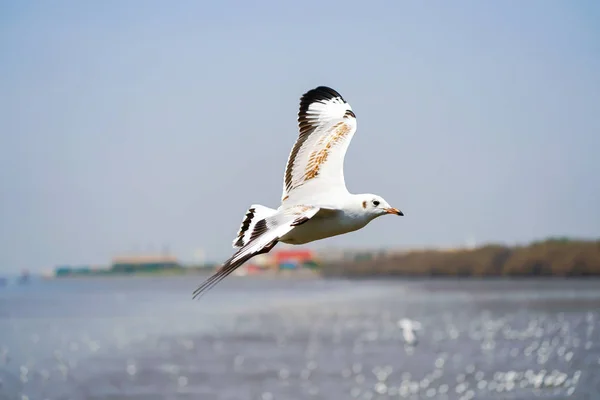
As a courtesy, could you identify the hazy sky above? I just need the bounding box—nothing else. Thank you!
[1,0,599,273]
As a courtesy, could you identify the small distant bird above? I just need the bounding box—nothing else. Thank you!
[397,318,422,345]
[192,86,404,299]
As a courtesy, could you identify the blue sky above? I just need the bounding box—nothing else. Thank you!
[1,0,599,273]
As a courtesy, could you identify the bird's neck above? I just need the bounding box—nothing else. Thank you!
[342,194,376,223]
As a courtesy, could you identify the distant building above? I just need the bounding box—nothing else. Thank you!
[271,249,317,270]
[54,265,96,277]
[252,254,274,268]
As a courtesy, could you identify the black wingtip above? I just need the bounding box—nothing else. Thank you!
[299,86,346,111]
[306,86,344,99]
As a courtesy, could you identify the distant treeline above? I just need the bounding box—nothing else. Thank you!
[320,238,600,277]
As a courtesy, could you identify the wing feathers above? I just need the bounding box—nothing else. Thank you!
[193,205,321,299]
[248,218,268,242]
[233,204,277,248]
[282,86,357,203]
[192,238,277,300]
[299,86,347,116]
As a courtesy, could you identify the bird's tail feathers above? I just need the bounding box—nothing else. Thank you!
[232,204,277,248]
[194,224,279,300]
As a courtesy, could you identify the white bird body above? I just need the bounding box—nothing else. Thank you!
[278,199,371,245]
[397,318,422,345]
[192,86,403,299]
[279,211,367,245]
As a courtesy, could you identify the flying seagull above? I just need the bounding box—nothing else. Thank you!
[192,86,403,299]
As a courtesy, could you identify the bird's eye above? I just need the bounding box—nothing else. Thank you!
[372,200,380,207]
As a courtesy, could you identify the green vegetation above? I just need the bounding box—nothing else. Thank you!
[111,260,181,274]
[320,238,600,277]
[54,256,190,278]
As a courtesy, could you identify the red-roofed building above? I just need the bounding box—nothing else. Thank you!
[271,248,316,269]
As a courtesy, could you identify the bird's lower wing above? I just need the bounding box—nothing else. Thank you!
[192,205,320,300]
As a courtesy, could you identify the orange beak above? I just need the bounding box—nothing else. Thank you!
[385,207,404,216]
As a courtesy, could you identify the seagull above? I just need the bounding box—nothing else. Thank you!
[397,318,422,345]
[192,86,403,299]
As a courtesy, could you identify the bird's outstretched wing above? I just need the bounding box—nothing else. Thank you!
[192,205,320,299]
[281,86,357,205]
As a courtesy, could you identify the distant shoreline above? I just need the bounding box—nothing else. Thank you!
[47,268,320,280]
[320,238,600,278]
[42,238,600,280]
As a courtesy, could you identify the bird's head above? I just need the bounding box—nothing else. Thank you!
[358,194,403,219]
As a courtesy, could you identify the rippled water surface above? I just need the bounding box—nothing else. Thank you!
[1,276,600,399]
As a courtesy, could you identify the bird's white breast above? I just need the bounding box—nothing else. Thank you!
[279,209,369,245]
